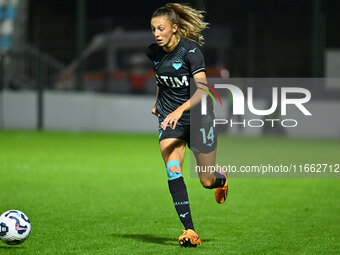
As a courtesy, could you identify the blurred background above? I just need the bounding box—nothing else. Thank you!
[0,0,339,136]
[1,2,339,253]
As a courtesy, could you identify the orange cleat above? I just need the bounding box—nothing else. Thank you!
[214,172,228,204]
[178,229,201,247]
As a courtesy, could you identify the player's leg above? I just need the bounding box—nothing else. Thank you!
[194,149,216,188]
[191,121,228,204]
[159,138,201,247]
[194,149,228,204]
[160,138,185,176]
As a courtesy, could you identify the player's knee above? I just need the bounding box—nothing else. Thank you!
[166,160,182,180]
[200,178,215,189]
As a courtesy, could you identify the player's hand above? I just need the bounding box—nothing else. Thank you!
[162,109,183,130]
[151,106,159,117]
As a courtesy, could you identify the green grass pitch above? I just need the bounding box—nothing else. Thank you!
[0,131,339,254]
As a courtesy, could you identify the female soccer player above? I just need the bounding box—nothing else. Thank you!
[146,3,228,247]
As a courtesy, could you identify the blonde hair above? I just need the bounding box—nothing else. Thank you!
[152,3,209,46]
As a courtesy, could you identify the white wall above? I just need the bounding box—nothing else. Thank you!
[285,101,340,138]
[1,90,158,132]
[1,90,340,138]
[325,49,340,90]
[2,91,37,129]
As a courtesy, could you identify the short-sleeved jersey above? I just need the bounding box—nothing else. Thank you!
[146,37,213,126]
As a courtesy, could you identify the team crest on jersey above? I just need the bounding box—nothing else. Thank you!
[172,59,182,70]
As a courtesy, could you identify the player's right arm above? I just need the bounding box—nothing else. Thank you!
[151,86,159,117]
[146,44,160,117]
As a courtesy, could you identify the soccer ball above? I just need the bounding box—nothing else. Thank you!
[0,210,31,245]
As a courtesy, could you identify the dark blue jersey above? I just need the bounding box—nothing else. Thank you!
[146,38,213,126]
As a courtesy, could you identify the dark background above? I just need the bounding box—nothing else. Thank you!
[28,0,340,77]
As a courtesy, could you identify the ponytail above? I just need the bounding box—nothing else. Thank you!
[152,3,209,46]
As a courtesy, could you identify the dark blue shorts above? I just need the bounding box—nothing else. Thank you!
[158,121,217,154]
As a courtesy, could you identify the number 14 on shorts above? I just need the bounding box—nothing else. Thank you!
[200,126,214,147]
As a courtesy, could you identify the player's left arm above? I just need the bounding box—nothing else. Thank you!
[162,71,208,130]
